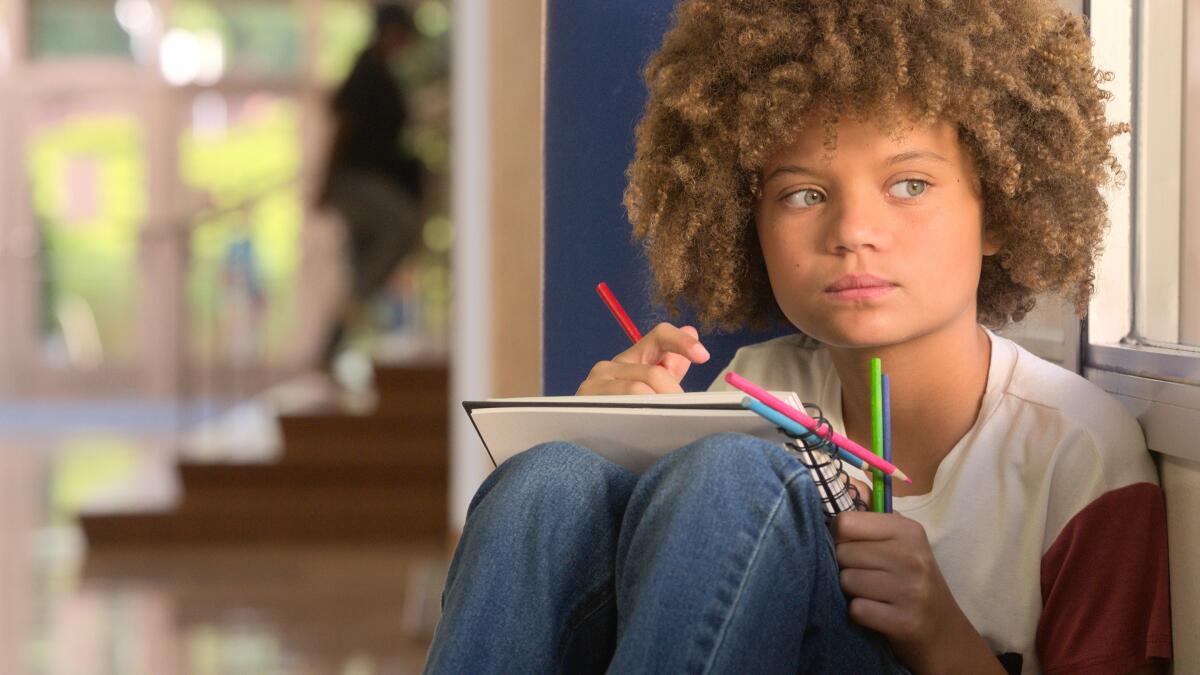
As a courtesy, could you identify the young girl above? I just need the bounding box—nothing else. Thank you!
[425,1,1171,673]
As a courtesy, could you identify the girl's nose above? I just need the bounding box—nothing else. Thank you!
[823,195,892,254]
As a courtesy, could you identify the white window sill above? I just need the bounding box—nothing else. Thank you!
[1087,364,1200,463]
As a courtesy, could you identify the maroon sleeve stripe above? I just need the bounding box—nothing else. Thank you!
[1037,482,1172,674]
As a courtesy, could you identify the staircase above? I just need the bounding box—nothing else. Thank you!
[80,365,449,546]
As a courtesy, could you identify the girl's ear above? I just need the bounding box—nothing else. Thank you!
[982,228,1002,256]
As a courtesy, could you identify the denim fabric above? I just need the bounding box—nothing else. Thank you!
[424,432,909,674]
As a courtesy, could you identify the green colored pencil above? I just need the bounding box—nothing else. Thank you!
[870,357,885,512]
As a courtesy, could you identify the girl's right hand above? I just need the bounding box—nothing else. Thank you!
[576,323,711,395]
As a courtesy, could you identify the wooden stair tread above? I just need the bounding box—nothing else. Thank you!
[277,443,446,468]
[81,511,445,544]
[175,481,446,510]
[277,395,448,465]
[279,413,447,435]
[82,364,452,548]
[177,462,445,483]
[372,364,447,389]
[86,483,447,518]
[371,364,448,418]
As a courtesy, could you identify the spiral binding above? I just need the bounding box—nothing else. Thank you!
[778,403,867,516]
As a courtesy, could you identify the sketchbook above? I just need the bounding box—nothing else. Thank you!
[463,391,861,515]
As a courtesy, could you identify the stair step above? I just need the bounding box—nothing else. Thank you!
[279,435,446,470]
[82,545,443,589]
[81,510,445,545]
[279,412,447,439]
[372,365,448,417]
[178,462,446,487]
[80,364,453,549]
[373,365,447,393]
[277,408,448,465]
[279,440,447,467]
[175,465,445,514]
[174,488,445,518]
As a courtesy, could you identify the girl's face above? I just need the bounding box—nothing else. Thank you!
[754,114,998,349]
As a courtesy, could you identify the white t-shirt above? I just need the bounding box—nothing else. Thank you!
[708,329,1172,674]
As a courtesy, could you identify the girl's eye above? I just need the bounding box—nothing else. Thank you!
[889,179,929,199]
[783,189,826,208]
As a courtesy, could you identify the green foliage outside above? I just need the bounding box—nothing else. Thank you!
[171,0,301,77]
[180,98,302,363]
[27,114,145,360]
[30,0,130,59]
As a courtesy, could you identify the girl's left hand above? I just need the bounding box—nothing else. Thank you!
[829,512,1004,674]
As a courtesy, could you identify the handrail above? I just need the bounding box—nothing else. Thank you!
[140,176,310,240]
[7,178,312,249]
[189,176,311,226]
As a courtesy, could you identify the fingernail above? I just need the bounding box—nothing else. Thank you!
[692,344,710,361]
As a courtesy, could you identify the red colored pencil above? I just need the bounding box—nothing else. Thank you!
[595,282,643,343]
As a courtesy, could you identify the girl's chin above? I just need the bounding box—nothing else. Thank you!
[794,321,909,350]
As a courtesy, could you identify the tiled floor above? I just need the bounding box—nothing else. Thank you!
[0,402,447,675]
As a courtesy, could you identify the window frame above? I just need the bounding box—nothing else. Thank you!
[1082,0,1200,465]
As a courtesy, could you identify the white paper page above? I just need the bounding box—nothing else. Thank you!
[470,407,787,473]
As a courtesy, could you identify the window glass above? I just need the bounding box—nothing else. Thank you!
[30,0,133,60]
[1133,0,1189,346]
[1089,0,1198,350]
[26,102,146,365]
[996,298,1072,367]
[179,92,302,365]
[169,0,302,82]
[317,0,372,85]
[1087,0,1138,346]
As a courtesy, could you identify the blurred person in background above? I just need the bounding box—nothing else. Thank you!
[317,2,425,374]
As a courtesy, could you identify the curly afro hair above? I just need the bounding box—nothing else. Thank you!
[624,0,1128,332]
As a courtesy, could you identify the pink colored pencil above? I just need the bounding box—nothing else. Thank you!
[726,371,912,484]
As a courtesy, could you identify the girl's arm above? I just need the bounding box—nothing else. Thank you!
[830,512,1006,675]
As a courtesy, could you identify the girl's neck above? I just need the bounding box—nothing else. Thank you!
[826,314,993,495]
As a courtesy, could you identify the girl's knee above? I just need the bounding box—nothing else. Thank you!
[667,432,792,480]
[625,435,830,545]
[660,434,828,511]
[501,440,596,478]
[472,441,634,516]
[632,434,803,508]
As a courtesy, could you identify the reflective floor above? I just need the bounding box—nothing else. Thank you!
[0,401,447,675]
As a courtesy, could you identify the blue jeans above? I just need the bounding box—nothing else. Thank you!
[424,432,908,674]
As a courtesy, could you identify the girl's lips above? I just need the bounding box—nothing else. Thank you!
[825,285,896,300]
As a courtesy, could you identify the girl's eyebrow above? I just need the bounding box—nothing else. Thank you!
[761,164,819,184]
[882,150,950,167]
[762,150,951,185]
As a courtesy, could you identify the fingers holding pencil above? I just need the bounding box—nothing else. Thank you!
[633,323,710,375]
[577,323,711,395]
[584,283,710,395]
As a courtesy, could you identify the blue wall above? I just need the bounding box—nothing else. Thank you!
[542,0,789,395]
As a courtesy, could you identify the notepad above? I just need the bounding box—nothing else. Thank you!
[463,391,862,515]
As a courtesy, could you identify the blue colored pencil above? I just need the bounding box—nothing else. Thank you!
[739,397,871,471]
[883,374,893,513]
